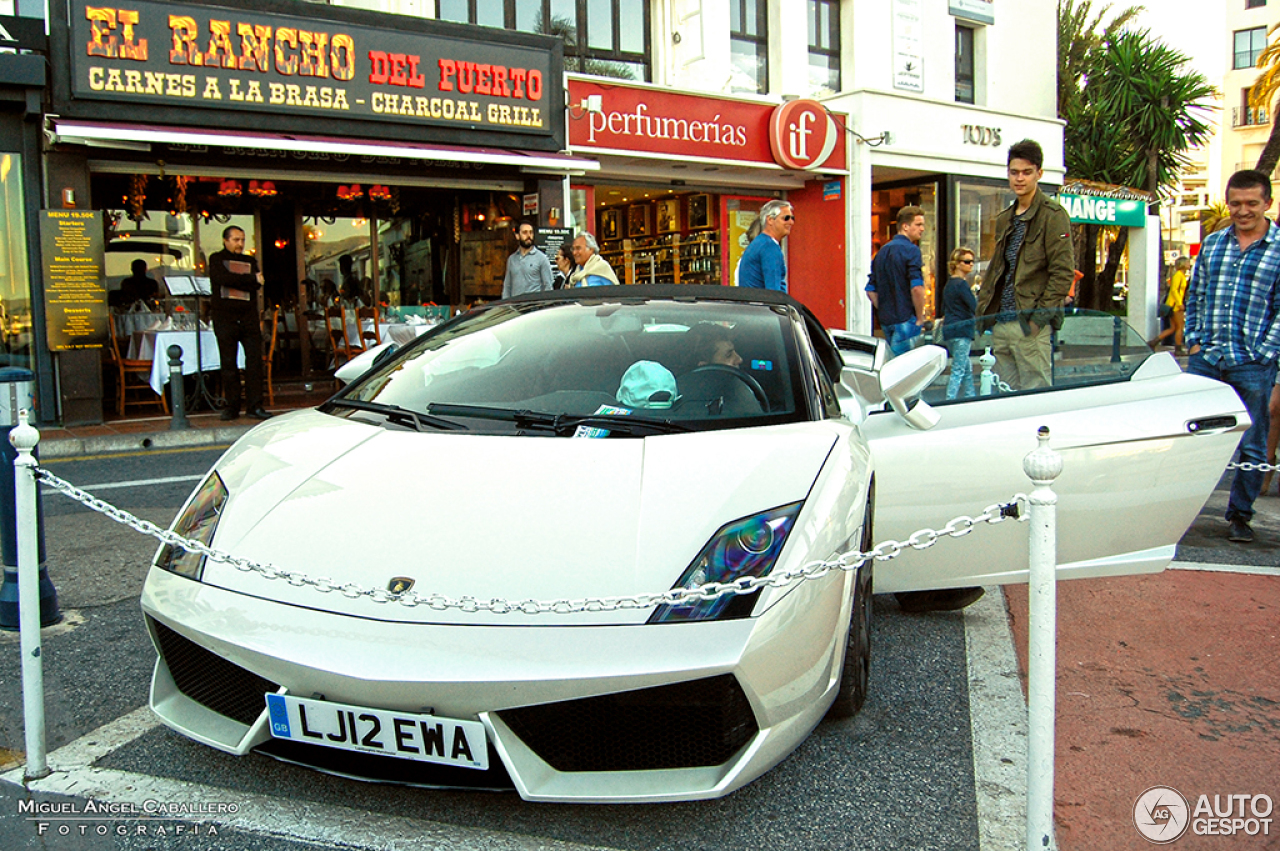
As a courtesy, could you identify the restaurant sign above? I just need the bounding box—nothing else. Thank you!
[68,0,555,136]
[567,77,846,172]
[1058,193,1147,228]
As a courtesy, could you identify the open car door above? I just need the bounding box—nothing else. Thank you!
[844,312,1249,594]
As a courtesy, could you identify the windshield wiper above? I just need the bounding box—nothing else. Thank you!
[427,403,690,436]
[327,398,468,431]
[556,414,691,436]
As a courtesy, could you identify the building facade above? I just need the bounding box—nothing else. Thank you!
[1222,0,1278,191]
[0,0,1066,425]
[433,0,1064,333]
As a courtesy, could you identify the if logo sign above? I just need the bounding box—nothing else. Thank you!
[769,99,838,171]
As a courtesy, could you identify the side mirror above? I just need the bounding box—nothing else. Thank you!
[880,344,946,430]
[829,330,886,420]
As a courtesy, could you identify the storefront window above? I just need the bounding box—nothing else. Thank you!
[103,211,196,283]
[952,178,1013,297]
[305,217,372,307]
[870,182,939,319]
[569,186,589,234]
[0,154,32,369]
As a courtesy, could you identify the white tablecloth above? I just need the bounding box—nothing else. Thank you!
[115,312,167,337]
[134,330,246,394]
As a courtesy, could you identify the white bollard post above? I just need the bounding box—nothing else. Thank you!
[11,409,48,780]
[1024,426,1062,850]
[979,347,996,396]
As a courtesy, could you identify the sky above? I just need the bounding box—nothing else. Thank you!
[1131,0,1227,81]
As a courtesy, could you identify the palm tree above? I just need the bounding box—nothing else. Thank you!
[1058,0,1143,120]
[1248,22,1280,175]
[1085,30,1215,305]
[1058,5,1216,309]
[1059,0,1144,310]
[1199,201,1231,239]
[1085,30,1215,196]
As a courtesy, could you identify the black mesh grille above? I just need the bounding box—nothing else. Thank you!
[498,674,757,772]
[152,618,279,726]
[256,738,515,790]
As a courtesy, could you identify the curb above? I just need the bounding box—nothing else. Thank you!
[37,424,256,459]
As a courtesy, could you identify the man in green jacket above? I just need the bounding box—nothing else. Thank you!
[976,139,1075,390]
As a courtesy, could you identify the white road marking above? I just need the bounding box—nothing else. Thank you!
[41,474,202,494]
[1169,560,1280,577]
[966,586,1055,851]
[1,708,618,850]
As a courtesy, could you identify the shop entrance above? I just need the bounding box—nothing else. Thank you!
[91,171,527,413]
[869,179,941,325]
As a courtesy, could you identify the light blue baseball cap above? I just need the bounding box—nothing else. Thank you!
[617,361,679,409]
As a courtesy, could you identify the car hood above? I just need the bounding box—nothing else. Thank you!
[190,409,841,626]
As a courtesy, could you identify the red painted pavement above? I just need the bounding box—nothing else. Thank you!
[1004,568,1280,850]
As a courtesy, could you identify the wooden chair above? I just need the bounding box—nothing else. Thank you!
[356,306,381,348]
[262,306,279,407]
[106,316,168,416]
[324,305,364,367]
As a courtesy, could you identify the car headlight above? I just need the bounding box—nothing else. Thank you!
[649,502,802,623]
[155,472,227,581]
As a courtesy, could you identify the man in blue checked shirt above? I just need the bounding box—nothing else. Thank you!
[1185,168,1280,544]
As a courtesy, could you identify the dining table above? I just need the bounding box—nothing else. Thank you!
[114,312,168,337]
[129,328,245,395]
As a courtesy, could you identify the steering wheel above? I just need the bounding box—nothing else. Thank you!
[686,365,770,413]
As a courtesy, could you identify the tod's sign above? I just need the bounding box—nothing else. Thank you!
[568,77,846,173]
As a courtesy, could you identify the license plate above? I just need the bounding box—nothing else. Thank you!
[265,693,488,770]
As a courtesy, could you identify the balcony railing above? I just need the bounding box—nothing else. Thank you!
[1232,105,1270,127]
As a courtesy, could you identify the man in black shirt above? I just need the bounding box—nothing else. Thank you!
[207,225,270,420]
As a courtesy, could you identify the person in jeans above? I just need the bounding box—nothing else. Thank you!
[943,247,978,399]
[1184,168,1280,544]
[865,205,927,356]
[975,139,1074,390]
[1264,372,1280,497]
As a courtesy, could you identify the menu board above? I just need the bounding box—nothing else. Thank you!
[41,210,108,351]
[535,227,571,267]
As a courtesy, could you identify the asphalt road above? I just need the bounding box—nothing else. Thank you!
[1,446,991,850]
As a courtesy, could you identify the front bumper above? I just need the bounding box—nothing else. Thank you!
[141,566,851,802]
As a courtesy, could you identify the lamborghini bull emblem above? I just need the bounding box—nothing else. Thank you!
[388,576,415,595]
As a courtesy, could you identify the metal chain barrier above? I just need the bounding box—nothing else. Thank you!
[984,367,1015,395]
[33,464,1028,615]
[1226,460,1280,472]
[983,368,1013,394]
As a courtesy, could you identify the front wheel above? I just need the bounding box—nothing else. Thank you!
[827,489,874,719]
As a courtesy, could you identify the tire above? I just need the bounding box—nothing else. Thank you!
[827,486,874,720]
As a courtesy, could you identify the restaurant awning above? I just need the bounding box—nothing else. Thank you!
[48,119,599,176]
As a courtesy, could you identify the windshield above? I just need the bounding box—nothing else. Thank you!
[329,298,810,434]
